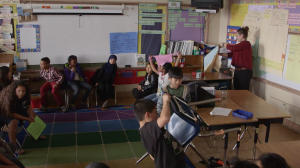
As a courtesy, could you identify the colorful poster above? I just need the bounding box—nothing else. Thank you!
[230,4,249,26]
[226,26,240,44]
[285,35,300,84]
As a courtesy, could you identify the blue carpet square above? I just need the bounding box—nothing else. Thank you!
[52,122,75,134]
[120,119,139,130]
[77,121,100,133]
[41,123,52,135]
[99,120,123,131]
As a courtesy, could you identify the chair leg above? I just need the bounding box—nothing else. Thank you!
[232,126,248,151]
[87,97,90,108]
[115,90,117,105]
[135,152,149,164]
[16,140,21,148]
[95,88,98,106]
[22,126,30,136]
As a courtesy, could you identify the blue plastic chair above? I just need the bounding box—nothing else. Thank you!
[135,96,200,165]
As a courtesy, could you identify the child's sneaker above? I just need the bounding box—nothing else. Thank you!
[37,106,48,112]
[102,101,108,108]
[69,104,76,111]
[61,105,68,113]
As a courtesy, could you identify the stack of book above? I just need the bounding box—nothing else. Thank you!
[165,40,195,55]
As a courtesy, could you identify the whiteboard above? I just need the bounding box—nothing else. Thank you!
[258,35,300,91]
[20,5,138,67]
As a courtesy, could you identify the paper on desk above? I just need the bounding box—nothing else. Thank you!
[26,116,46,140]
[210,107,232,116]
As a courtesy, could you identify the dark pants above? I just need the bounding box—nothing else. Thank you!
[234,69,253,90]
[132,88,154,100]
[97,82,113,101]
[67,81,93,104]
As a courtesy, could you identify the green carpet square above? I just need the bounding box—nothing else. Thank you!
[22,135,51,149]
[77,132,102,146]
[130,142,147,158]
[77,145,106,163]
[47,147,76,165]
[50,133,76,147]
[125,130,141,142]
[105,143,134,160]
[18,149,48,166]
[101,131,128,144]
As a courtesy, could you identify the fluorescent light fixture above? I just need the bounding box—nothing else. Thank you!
[32,4,124,15]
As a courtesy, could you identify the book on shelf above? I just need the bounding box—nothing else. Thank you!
[165,40,196,55]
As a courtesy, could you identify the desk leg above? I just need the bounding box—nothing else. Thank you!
[265,120,271,143]
[236,130,241,158]
[253,123,259,160]
[223,133,228,167]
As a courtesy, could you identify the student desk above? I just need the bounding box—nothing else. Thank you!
[220,90,291,143]
[256,141,300,168]
[183,72,233,82]
[195,99,259,161]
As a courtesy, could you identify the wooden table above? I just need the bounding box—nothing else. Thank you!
[196,99,257,127]
[196,99,258,165]
[183,72,233,82]
[256,141,300,168]
[218,90,291,142]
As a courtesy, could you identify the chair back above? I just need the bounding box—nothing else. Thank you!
[186,81,209,102]
[166,96,200,147]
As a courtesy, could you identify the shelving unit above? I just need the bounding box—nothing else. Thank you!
[174,55,204,73]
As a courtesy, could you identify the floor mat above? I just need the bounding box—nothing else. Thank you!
[19,105,143,167]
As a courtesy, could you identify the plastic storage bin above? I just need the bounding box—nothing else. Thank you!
[232,109,253,119]
[135,70,146,84]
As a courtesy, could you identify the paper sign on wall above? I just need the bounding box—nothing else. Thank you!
[110,32,138,54]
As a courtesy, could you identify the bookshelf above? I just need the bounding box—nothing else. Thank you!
[174,55,204,73]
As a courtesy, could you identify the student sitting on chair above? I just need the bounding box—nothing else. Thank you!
[95,55,117,108]
[157,66,190,114]
[132,63,158,100]
[144,52,182,104]
[0,66,12,92]
[256,153,290,168]
[0,81,46,155]
[64,55,93,110]
[134,96,186,168]
[35,57,67,112]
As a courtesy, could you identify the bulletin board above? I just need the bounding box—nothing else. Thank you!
[0,5,18,55]
[228,0,300,95]
[16,25,41,52]
[138,5,166,61]
[228,0,300,33]
[167,6,208,43]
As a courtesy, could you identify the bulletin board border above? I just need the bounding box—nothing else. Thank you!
[16,25,40,52]
[166,6,208,43]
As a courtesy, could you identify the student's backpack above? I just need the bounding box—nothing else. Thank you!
[206,157,229,168]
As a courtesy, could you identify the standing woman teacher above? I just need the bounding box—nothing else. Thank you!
[220,26,252,90]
